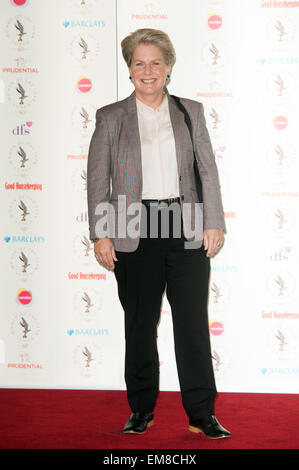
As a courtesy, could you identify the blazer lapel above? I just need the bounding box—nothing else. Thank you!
[123,89,143,185]
[165,86,186,175]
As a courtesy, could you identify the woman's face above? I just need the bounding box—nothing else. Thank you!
[129,43,171,100]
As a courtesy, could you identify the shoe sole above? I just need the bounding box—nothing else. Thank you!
[188,424,231,439]
[123,419,154,434]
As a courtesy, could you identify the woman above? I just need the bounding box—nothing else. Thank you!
[87,28,230,439]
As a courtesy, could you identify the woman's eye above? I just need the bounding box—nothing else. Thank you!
[134,62,160,66]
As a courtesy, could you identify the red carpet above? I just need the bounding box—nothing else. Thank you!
[0,389,298,450]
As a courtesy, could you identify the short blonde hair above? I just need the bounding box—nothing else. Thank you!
[121,28,176,85]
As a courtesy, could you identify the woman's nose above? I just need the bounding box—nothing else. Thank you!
[144,64,153,73]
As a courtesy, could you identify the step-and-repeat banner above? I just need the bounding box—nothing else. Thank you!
[1,0,299,393]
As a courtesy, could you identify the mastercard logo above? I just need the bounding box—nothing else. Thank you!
[273,115,288,130]
[16,288,32,305]
[207,14,223,30]
[77,76,92,93]
[209,321,224,336]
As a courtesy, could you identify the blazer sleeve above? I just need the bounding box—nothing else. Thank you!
[194,102,227,234]
[87,108,111,240]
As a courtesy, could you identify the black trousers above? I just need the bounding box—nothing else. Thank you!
[113,202,217,420]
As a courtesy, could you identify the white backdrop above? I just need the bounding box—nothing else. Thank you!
[1,0,299,393]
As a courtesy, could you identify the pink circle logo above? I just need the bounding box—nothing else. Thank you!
[273,115,288,130]
[208,14,222,30]
[11,0,27,6]
[77,77,92,93]
[17,288,32,305]
[209,321,224,336]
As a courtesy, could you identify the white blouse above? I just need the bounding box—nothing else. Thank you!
[136,92,180,200]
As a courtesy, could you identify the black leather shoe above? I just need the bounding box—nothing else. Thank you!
[123,412,154,434]
[189,415,231,439]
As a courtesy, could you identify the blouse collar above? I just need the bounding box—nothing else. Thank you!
[136,91,168,115]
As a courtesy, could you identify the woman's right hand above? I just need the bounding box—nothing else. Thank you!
[94,237,118,270]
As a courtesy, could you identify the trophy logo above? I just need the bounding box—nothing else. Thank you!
[80,107,92,129]
[274,75,286,96]
[211,282,222,304]
[209,107,221,130]
[79,37,90,60]
[209,43,221,65]
[212,350,223,372]
[275,20,287,43]
[20,316,31,339]
[73,342,103,377]
[82,346,93,368]
[276,330,287,352]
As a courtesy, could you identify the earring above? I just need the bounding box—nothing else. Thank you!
[129,76,132,80]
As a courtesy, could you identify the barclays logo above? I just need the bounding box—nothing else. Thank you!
[63,20,105,28]
[4,235,45,243]
[210,265,238,273]
[260,57,299,65]
[261,367,299,375]
[67,328,109,336]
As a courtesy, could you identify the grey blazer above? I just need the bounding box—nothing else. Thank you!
[87,85,226,252]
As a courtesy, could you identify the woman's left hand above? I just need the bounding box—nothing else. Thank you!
[203,229,224,257]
